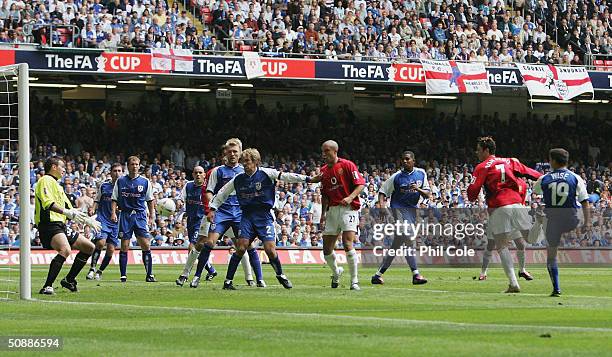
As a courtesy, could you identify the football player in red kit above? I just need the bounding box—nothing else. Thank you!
[468,136,541,293]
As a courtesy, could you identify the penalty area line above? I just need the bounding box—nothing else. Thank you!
[31,299,612,334]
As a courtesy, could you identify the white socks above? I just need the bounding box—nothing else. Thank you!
[481,249,493,275]
[324,253,339,275]
[241,253,253,281]
[346,249,359,284]
[499,247,519,287]
[517,250,526,273]
[182,248,200,276]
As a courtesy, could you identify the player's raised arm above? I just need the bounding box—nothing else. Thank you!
[467,164,486,202]
[209,177,236,212]
[510,158,542,180]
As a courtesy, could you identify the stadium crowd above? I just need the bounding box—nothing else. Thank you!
[0,93,609,250]
[1,0,611,65]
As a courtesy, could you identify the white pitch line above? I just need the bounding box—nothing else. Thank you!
[375,286,612,300]
[23,299,612,334]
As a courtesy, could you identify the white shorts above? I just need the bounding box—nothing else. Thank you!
[487,225,523,241]
[489,204,532,237]
[198,220,235,239]
[323,206,359,235]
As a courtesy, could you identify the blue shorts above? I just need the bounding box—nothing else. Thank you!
[546,213,579,247]
[187,217,203,243]
[187,224,200,244]
[239,211,276,242]
[210,212,240,237]
[119,211,150,240]
[96,221,119,247]
[392,207,417,224]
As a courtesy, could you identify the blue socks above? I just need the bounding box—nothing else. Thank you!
[119,251,128,277]
[405,254,418,273]
[547,256,560,292]
[99,255,112,272]
[225,253,242,281]
[194,245,213,278]
[269,255,283,276]
[142,250,153,276]
[247,248,263,281]
[205,262,216,274]
[377,254,395,275]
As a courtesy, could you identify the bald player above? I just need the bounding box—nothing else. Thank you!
[315,140,365,290]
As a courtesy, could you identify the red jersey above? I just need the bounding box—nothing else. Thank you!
[320,158,365,210]
[467,156,541,208]
[200,168,213,214]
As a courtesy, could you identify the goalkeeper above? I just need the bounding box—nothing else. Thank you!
[35,157,101,295]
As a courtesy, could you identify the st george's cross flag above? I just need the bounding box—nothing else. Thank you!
[515,63,593,100]
[421,59,492,94]
[151,48,194,72]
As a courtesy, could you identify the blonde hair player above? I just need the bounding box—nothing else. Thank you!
[209,148,315,289]
[178,139,260,288]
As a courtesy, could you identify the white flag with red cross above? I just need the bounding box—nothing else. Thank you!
[515,63,593,100]
[421,59,491,94]
[151,48,193,72]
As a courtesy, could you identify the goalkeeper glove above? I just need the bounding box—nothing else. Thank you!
[64,208,86,221]
[71,213,102,233]
[82,216,102,234]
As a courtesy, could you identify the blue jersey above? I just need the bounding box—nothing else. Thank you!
[380,167,430,208]
[533,168,589,213]
[210,167,307,213]
[206,164,244,218]
[112,175,154,213]
[182,181,205,222]
[95,180,115,225]
[211,167,307,241]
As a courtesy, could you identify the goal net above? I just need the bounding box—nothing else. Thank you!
[0,64,30,300]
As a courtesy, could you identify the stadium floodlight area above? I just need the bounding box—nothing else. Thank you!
[0,64,30,300]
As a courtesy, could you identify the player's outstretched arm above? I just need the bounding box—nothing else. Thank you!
[263,167,309,183]
[308,174,323,183]
[510,158,542,180]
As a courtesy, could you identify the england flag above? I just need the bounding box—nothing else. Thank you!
[421,60,491,94]
[515,63,593,100]
[151,49,194,72]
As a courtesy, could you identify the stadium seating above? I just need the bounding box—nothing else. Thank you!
[1,0,610,65]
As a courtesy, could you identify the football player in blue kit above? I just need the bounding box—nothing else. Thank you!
[533,148,591,297]
[371,151,429,285]
[209,148,313,290]
[87,163,123,280]
[111,156,157,283]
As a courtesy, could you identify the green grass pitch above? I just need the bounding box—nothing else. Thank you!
[1,264,611,356]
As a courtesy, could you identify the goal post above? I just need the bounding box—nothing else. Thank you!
[1,63,31,300]
[18,63,31,300]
